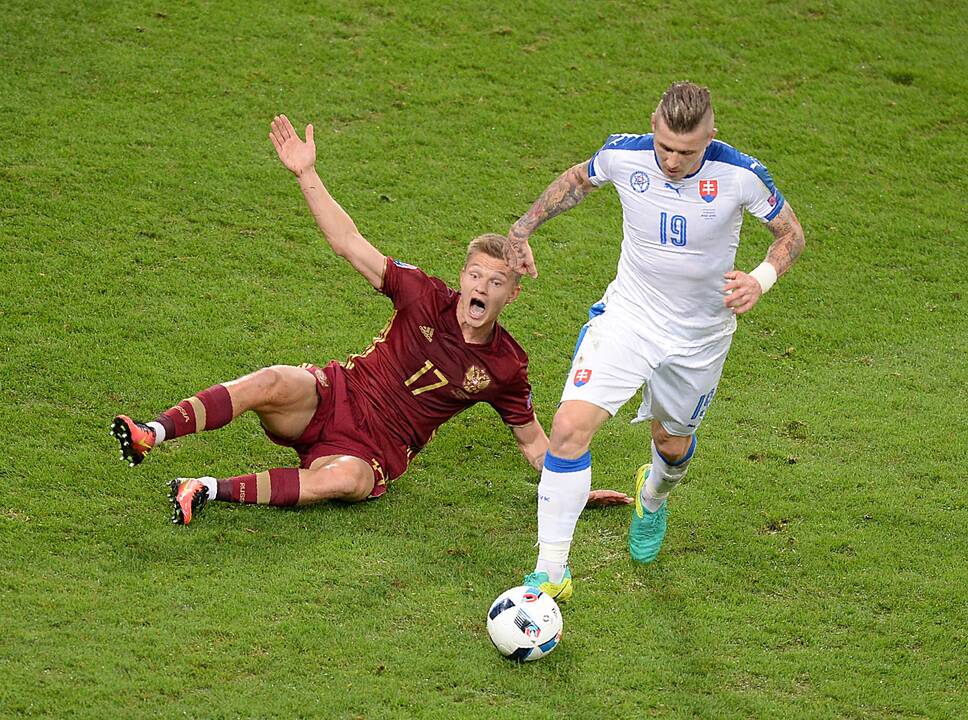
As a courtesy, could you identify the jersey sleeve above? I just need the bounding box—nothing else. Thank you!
[490,362,536,427]
[740,157,786,222]
[380,257,438,309]
[587,134,626,187]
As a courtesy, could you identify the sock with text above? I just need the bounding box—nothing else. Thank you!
[535,450,592,583]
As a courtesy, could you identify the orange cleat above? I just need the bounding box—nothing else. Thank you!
[169,478,210,525]
[112,415,156,466]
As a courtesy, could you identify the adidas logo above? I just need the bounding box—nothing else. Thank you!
[420,325,434,342]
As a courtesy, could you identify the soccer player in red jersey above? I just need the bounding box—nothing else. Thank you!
[112,115,630,525]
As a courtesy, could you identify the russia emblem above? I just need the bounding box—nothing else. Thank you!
[573,368,592,387]
[699,179,718,203]
[463,365,491,394]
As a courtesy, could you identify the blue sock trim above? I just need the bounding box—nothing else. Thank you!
[544,450,592,473]
[656,434,697,467]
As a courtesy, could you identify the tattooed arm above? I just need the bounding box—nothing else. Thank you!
[763,203,805,277]
[723,203,805,315]
[506,160,598,278]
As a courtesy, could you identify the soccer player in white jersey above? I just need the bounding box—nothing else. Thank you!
[506,82,805,601]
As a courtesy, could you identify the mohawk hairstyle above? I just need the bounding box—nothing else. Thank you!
[656,82,713,133]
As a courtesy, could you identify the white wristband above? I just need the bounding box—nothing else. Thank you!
[749,261,778,294]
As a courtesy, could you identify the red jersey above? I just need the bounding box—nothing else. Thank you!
[342,258,534,456]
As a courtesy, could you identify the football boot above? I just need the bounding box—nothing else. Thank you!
[523,566,573,603]
[112,415,156,466]
[169,478,210,526]
[629,464,668,563]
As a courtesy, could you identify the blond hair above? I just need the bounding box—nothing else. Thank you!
[656,82,713,133]
[465,233,521,286]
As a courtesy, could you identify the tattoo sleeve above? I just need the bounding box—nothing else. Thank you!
[764,203,805,276]
[512,161,595,236]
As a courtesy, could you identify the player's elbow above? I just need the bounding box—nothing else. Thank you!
[329,232,365,260]
[572,161,594,191]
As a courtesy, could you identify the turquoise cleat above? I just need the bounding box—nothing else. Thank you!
[629,464,668,563]
[523,566,573,603]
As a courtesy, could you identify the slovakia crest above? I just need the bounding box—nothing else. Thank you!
[573,368,592,387]
[699,179,718,203]
[629,171,650,193]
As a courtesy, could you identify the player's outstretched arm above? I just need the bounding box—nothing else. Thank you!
[269,115,386,290]
[510,421,632,507]
[723,203,804,315]
[507,160,597,279]
[511,420,548,473]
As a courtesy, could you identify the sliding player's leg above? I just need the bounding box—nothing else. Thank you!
[170,453,376,525]
[112,365,319,465]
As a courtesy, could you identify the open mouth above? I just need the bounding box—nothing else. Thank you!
[468,297,487,320]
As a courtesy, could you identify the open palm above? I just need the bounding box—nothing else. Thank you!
[269,114,316,177]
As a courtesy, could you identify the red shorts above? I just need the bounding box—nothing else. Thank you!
[263,362,412,499]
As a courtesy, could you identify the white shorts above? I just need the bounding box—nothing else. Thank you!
[559,303,732,436]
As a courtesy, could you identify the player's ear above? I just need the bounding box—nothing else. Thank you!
[650,112,657,132]
[506,284,522,305]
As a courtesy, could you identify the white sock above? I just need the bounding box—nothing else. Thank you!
[147,421,166,445]
[534,542,571,578]
[642,436,696,512]
[200,476,217,501]
[535,451,591,583]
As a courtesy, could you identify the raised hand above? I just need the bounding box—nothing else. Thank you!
[269,115,316,177]
[506,227,538,278]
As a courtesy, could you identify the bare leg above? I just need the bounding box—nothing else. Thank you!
[300,455,376,503]
[173,452,377,524]
[650,420,693,461]
[640,420,696,511]
[222,365,320,441]
[118,364,321,467]
[548,400,611,458]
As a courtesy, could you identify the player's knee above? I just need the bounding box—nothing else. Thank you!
[334,471,374,503]
[345,479,373,503]
[301,466,373,504]
[251,365,299,407]
[549,412,594,458]
[652,426,693,462]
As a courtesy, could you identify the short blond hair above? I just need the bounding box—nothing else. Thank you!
[656,82,713,133]
[465,233,521,286]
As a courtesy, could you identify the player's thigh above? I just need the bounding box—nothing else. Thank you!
[303,454,376,503]
[649,337,731,436]
[559,308,655,417]
[244,365,319,440]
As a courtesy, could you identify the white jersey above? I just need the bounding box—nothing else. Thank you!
[588,134,785,345]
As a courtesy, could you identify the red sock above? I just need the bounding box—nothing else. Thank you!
[155,384,233,440]
[216,468,301,506]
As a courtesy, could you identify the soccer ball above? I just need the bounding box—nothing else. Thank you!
[486,585,562,661]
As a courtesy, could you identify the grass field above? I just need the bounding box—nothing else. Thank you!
[2,1,966,718]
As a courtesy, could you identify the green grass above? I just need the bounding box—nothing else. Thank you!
[2,0,966,717]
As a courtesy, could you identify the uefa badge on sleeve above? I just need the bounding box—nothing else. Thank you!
[573,369,592,387]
